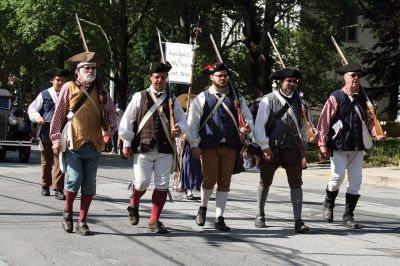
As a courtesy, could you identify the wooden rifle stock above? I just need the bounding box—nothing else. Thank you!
[301,107,315,140]
[330,36,384,136]
[209,34,246,129]
[168,97,176,133]
[366,100,384,136]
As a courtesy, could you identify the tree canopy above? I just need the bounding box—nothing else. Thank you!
[0,0,398,119]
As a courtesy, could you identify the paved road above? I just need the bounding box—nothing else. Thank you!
[0,149,399,265]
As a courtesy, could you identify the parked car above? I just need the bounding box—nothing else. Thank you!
[0,88,36,163]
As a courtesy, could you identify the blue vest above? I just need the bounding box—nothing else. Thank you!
[328,89,367,151]
[39,89,55,141]
[199,90,240,149]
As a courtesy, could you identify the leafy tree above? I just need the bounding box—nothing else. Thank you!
[354,0,400,120]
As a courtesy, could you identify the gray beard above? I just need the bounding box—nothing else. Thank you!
[83,73,96,82]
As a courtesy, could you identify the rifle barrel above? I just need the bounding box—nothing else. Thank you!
[75,14,89,52]
[267,32,285,68]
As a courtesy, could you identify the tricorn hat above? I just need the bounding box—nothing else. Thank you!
[202,63,232,75]
[142,62,172,74]
[335,63,363,75]
[269,67,301,80]
[67,51,101,66]
[46,68,68,77]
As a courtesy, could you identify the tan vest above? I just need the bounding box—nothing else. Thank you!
[68,81,104,152]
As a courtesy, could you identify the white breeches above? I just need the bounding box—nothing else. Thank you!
[132,149,173,191]
[328,150,364,195]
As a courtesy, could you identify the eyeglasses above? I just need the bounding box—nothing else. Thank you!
[82,66,96,70]
[213,74,228,78]
[348,73,362,78]
[285,79,298,83]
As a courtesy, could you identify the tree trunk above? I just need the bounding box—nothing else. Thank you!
[112,0,129,110]
[241,0,277,96]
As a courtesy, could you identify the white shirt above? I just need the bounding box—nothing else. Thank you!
[186,85,254,148]
[118,86,187,147]
[28,87,59,123]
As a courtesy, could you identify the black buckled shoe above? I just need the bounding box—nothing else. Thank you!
[55,190,66,200]
[62,211,73,233]
[295,219,310,234]
[75,221,91,236]
[147,220,169,233]
[255,214,266,228]
[127,206,140,225]
[41,187,50,196]
[215,216,230,232]
[196,206,207,226]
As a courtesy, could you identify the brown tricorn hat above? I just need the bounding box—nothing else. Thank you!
[67,51,101,65]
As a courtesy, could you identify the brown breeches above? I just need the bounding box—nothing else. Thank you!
[259,148,303,188]
[41,140,64,190]
[201,146,236,192]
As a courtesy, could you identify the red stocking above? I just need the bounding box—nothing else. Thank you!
[79,194,93,222]
[149,189,167,224]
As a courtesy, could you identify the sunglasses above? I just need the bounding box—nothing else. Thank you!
[82,66,96,70]
[213,74,228,78]
[348,73,362,78]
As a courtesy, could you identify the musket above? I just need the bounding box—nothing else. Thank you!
[157,30,176,135]
[186,15,201,113]
[267,32,286,68]
[267,32,316,142]
[209,34,246,129]
[75,14,89,52]
[330,36,384,136]
[157,30,174,203]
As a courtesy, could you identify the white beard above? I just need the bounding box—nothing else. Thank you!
[82,73,96,82]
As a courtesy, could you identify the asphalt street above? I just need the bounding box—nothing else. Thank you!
[0,149,399,266]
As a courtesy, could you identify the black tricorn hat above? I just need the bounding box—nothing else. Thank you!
[202,63,232,75]
[67,51,101,65]
[142,61,172,74]
[46,68,68,77]
[335,63,363,75]
[269,67,301,80]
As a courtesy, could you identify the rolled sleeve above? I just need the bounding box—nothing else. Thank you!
[254,96,270,150]
[105,93,117,130]
[49,84,69,145]
[186,93,205,148]
[317,95,338,147]
[173,97,187,134]
[118,92,141,147]
[28,93,43,123]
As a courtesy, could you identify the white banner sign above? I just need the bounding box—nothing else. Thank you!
[165,42,194,85]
